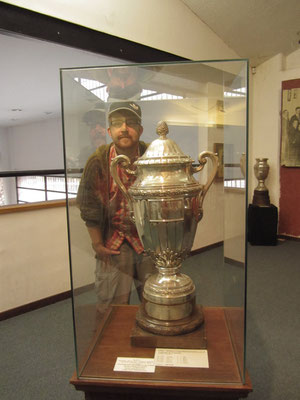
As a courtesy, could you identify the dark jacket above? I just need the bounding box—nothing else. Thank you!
[77,142,148,237]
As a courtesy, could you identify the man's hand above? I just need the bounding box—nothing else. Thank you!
[92,242,120,262]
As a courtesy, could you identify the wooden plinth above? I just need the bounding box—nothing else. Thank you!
[70,305,252,400]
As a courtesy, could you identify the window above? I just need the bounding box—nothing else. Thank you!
[0,172,80,206]
[0,178,5,206]
[16,175,80,204]
[224,178,245,189]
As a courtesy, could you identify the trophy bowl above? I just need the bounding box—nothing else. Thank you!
[111,121,218,335]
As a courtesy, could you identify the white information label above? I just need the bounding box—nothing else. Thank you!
[113,357,156,373]
[154,348,209,368]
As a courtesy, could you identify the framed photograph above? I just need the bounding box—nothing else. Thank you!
[281,79,300,167]
[213,142,224,181]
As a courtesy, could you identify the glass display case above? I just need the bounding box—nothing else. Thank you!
[60,59,251,398]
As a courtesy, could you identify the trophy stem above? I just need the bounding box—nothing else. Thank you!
[156,265,181,276]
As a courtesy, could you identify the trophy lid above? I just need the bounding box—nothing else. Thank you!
[136,121,192,165]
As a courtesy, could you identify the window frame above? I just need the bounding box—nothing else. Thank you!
[0,170,81,206]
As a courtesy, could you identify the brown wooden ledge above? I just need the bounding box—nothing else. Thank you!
[0,199,66,214]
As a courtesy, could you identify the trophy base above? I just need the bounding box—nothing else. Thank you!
[252,189,270,207]
[135,302,204,336]
[131,308,206,348]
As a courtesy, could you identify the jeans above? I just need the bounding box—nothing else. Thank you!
[95,241,155,308]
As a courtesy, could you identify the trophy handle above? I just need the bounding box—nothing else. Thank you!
[192,151,219,210]
[110,155,136,219]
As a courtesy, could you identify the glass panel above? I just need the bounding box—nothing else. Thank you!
[61,60,248,385]
[18,188,46,203]
[0,178,5,205]
[17,176,45,190]
[46,191,66,200]
[66,177,81,194]
[0,177,17,206]
[46,176,66,191]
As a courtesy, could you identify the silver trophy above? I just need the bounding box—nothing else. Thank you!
[111,121,218,335]
[252,158,270,206]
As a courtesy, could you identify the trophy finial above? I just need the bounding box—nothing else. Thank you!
[156,121,169,138]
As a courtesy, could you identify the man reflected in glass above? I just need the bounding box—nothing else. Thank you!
[78,102,107,167]
[77,102,155,313]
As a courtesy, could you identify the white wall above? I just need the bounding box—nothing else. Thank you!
[7,118,64,170]
[3,0,239,61]
[0,204,97,313]
[249,49,300,206]
[0,206,70,312]
[0,127,9,170]
[1,118,65,206]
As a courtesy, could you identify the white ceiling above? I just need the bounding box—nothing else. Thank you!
[0,32,121,128]
[182,0,300,66]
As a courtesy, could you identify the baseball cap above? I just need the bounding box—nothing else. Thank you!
[108,101,141,120]
[83,102,106,126]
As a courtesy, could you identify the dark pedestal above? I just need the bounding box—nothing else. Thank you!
[248,204,278,245]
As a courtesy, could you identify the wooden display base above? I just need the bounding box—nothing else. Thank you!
[252,189,270,207]
[70,305,252,400]
[131,319,206,349]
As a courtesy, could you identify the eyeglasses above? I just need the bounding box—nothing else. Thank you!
[110,118,140,128]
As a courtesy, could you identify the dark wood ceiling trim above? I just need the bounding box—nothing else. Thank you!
[0,2,187,63]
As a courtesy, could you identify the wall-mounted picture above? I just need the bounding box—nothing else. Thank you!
[281,79,300,167]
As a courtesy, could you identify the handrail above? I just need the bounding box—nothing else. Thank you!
[0,199,66,214]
